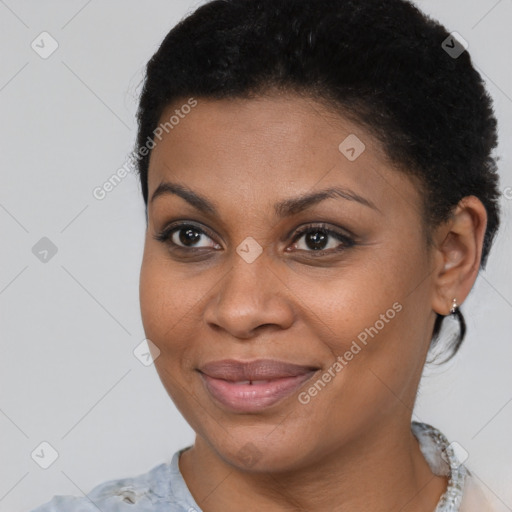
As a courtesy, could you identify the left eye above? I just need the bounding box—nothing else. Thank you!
[290,226,354,254]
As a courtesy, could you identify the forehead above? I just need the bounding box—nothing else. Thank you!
[146,94,421,218]
[150,93,388,163]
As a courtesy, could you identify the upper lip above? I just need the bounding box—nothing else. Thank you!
[198,359,319,381]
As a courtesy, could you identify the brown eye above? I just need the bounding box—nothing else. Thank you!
[154,223,221,250]
[173,226,207,247]
[290,224,355,255]
[297,229,330,251]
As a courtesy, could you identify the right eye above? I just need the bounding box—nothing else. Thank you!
[154,223,222,250]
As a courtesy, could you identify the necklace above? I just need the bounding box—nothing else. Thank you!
[412,422,467,511]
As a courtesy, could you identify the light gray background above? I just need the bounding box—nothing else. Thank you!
[0,1,511,510]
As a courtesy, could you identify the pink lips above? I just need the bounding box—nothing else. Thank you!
[198,359,319,412]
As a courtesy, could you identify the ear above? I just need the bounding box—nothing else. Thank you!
[431,196,488,316]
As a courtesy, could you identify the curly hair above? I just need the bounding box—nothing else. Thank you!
[134,0,501,360]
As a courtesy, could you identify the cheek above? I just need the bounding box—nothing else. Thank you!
[139,257,165,336]
[292,245,431,396]
[139,248,208,372]
[139,251,186,347]
[139,252,199,408]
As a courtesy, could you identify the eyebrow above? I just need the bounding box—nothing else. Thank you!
[150,181,380,217]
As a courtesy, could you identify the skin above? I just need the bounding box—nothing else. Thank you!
[139,92,487,512]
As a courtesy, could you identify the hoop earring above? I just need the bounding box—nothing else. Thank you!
[450,297,467,342]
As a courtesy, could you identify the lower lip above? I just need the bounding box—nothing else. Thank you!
[199,371,317,413]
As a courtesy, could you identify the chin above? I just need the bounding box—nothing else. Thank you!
[208,430,317,474]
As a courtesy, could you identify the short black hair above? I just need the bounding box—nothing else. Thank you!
[135,0,501,360]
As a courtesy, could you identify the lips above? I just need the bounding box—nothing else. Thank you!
[197,359,320,412]
[198,359,318,382]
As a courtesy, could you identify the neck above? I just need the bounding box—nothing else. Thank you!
[179,419,448,512]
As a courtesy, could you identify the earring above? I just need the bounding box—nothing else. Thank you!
[450,298,458,315]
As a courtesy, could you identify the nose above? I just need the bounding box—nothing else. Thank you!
[203,253,295,339]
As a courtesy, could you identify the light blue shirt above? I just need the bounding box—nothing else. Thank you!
[30,446,201,512]
[29,423,506,511]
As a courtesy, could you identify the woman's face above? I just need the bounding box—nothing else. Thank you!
[139,94,438,471]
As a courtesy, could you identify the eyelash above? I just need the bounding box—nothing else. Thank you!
[153,222,356,257]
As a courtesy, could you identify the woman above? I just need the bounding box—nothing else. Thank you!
[31,0,508,510]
